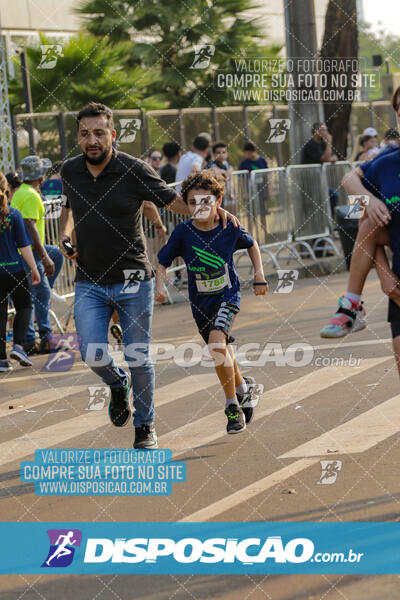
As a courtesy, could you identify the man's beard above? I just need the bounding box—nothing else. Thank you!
[84,147,110,165]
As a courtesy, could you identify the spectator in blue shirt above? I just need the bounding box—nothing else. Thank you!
[239,142,268,171]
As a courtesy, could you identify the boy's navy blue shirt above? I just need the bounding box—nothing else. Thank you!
[158,220,254,320]
[362,148,400,276]
[0,207,32,274]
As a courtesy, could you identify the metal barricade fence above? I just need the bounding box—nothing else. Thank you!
[286,164,330,239]
[321,161,352,215]
[43,197,76,299]
[249,167,293,246]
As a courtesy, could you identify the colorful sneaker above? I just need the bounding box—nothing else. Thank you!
[134,423,158,449]
[225,404,246,434]
[108,383,131,427]
[237,376,263,424]
[10,344,33,367]
[110,323,123,345]
[0,359,12,372]
[320,296,366,338]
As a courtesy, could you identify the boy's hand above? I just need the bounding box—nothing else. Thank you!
[366,196,390,227]
[31,266,41,285]
[253,275,268,295]
[216,207,240,229]
[155,285,168,303]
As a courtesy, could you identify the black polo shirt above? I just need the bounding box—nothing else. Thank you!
[61,150,177,285]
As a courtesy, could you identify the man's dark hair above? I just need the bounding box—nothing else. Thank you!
[181,170,226,204]
[76,102,114,130]
[192,136,210,151]
[243,142,256,152]
[162,141,181,159]
[312,122,322,134]
[384,128,400,140]
[212,141,227,153]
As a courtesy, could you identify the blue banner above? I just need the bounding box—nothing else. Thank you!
[1,522,399,574]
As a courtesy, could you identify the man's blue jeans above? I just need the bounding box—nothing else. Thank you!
[74,279,155,427]
[25,245,64,343]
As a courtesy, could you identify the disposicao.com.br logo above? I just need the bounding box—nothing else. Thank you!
[82,536,363,566]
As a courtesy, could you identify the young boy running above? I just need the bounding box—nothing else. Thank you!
[155,171,268,434]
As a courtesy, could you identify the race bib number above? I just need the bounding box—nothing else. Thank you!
[195,264,231,294]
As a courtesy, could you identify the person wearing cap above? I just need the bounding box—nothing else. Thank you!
[11,155,63,355]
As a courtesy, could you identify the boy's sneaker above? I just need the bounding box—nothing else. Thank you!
[134,424,158,449]
[110,323,123,345]
[10,345,33,367]
[108,384,131,427]
[225,404,246,434]
[320,296,366,338]
[0,359,12,372]
[237,376,263,424]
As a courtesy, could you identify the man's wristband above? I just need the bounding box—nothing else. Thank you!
[253,281,268,286]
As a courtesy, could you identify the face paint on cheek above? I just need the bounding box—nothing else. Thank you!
[192,194,217,220]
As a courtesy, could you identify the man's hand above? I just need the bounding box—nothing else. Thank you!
[155,284,168,303]
[215,206,240,229]
[41,254,55,278]
[59,234,78,260]
[366,196,390,227]
[31,265,41,285]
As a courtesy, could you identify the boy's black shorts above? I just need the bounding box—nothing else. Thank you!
[389,298,400,339]
[195,301,239,344]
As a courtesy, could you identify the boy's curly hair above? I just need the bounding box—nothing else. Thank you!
[181,169,226,204]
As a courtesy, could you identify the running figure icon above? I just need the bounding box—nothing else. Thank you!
[45,531,77,566]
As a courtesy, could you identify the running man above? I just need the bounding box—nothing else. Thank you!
[59,102,239,449]
[155,171,268,434]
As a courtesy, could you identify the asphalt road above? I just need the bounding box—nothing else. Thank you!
[1,270,400,599]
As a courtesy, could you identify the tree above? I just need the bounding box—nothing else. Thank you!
[320,0,358,159]
[8,33,165,113]
[76,0,281,107]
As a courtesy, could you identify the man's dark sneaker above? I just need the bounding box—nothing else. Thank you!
[134,423,158,449]
[38,335,52,354]
[225,404,246,434]
[23,341,40,356]
[108,384,131,427]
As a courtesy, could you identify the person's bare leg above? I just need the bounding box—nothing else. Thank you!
[375,246,400,307]
[227,344,243,388]
[347,218,390,296]
[208,330,236,401]
[321,219,390,338]
[392,337,400,376]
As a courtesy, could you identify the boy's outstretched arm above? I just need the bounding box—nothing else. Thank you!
[247,241,268,295]
[155,263,169,303]
[375,246,400,307]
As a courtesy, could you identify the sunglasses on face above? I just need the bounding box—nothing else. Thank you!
[151,155,162,160]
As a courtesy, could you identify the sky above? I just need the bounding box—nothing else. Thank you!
[362,0,400,36]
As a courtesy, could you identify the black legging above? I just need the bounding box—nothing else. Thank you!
[0,270,31,359]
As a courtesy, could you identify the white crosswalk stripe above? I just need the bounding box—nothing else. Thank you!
[0,358,389,471]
